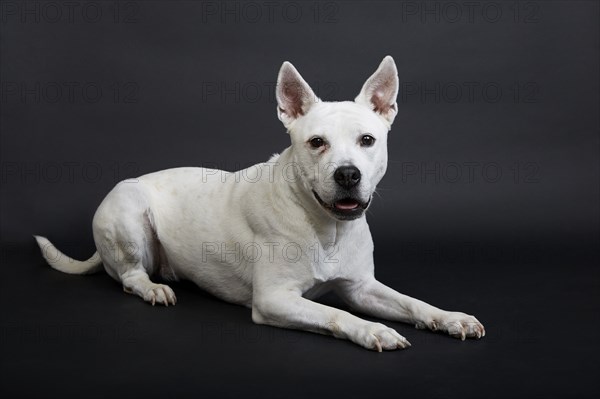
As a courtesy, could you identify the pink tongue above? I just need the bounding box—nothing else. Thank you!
[335,200,359,210]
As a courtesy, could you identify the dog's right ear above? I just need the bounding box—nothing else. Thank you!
[276,62,319,129]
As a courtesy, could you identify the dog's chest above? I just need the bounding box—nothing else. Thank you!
[308,237,367,285]
[307,223,371,283]
[303,243,361,299]
[310,243,343,283]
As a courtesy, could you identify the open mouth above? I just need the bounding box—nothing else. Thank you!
[312,191,371,220]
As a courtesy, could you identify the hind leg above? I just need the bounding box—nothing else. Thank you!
[93,182,177,307]
[121,266,177,306]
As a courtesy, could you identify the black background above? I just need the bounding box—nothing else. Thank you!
[1,1,599,398]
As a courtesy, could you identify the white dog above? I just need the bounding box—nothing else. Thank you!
[35,56,484,351]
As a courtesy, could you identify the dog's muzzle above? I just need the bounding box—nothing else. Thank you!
[312,190,371,220]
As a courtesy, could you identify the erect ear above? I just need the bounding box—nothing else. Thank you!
[276,61,319,129]
[355,55,399,127]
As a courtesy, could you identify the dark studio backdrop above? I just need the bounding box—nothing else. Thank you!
[0,1,598,398]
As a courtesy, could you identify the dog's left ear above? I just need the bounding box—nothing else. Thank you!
[355,56,399,127]
[276,61,319,129]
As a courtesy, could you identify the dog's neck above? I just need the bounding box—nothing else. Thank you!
[271,147,364,247]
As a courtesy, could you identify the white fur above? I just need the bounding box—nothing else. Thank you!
[35,56,484,351]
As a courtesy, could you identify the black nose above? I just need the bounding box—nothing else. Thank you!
[334,166,361,189]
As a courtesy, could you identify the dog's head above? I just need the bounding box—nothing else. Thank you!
[276,56,399,221]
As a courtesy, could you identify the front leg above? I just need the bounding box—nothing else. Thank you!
[336,277,485,340]
[252,288,411,351]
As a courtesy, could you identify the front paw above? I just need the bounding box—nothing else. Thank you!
[352,322,412,352]
[416,312,485,340]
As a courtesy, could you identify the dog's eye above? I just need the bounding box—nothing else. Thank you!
[360,135,375,147]
[309,137,325,148]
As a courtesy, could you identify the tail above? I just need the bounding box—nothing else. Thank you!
[33,235,103,275]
